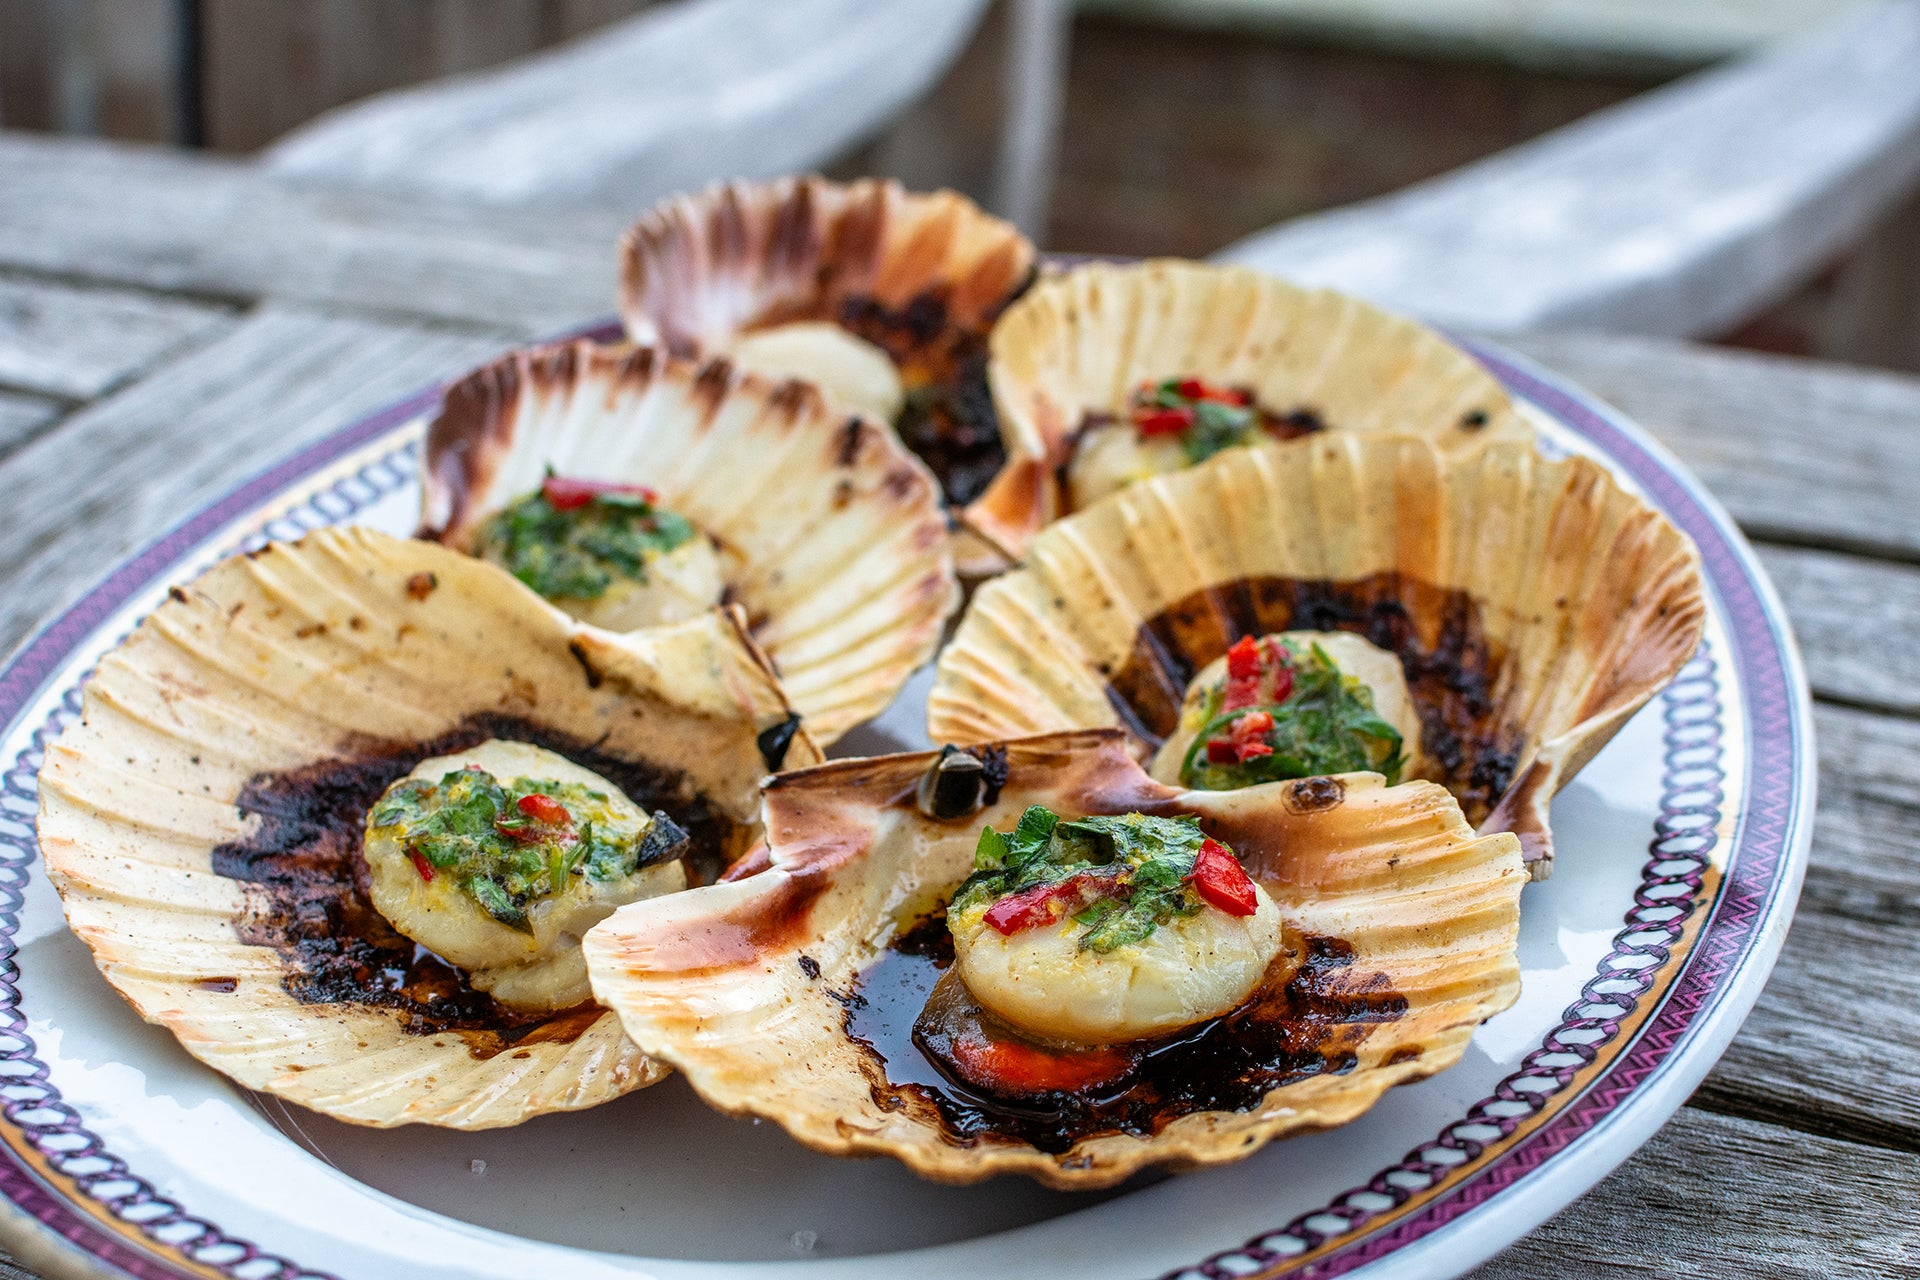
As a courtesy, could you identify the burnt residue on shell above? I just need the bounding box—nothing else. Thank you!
[1107,572,1523,824]
[838,268,1038,508]
[210,713,737,1049]
[844,930,1403,1154]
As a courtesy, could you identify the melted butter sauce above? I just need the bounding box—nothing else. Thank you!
[209,712,736,1054]
[844,917,1406,1154]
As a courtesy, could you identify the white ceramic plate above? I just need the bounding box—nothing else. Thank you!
[0,331,1813,1280]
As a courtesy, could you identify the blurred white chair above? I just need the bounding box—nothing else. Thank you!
[265,0,998,212]
[1216,1,1920,337]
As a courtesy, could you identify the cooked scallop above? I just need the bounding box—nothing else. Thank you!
[728,322,905,424]
[966,259,1533,564]
[37,526,819,1128]
[584,731,1528,1187]
[364,740,688,1013]
[421,340,958,743]
[949,886,1282,1043]
[476,532,724,633]
[931,434,1706,876]
[1149,630,1423,785]
[1065,425,1186,511]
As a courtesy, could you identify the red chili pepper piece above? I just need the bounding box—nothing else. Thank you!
[1223,635,1264,711]
[1189,838,1259,917]
[982,872,1110,936]
[541,475,658,511]
[1133,406,1195,438]
[1231,710,1274,738]
[408,849,434,883]
[1172,377,1251,407]
[1225,635,1263,680]
[1206,740,1239,765]
[516,793,572,826]
[1271,663,1294,705]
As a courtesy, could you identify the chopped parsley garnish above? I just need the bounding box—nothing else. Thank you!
[1180,638,1405,790]
[367,766,686,930]
[1130,377,1259,466]
[952,808,1248,952]
[473,475,697,603]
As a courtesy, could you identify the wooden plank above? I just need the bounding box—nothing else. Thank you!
[261,0,993,208]
[200,0,561,155]
[1684,704,1920,1151]
[0,391,60,459]
[1701,906,1920,1154]
[1470,1107,1919,1278]
[1757,545,1920,716]
[0,305,513,658]
[0,133,625,334]
[1505,330,1920,563]
[1800,704,1920,928]
[1219,3,1920,338]
[1085,0,1827,70]
[0,275,234,400]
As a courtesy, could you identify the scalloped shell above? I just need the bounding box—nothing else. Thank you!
[36,526,822,1129]
[619,175,1036,571]
[584,731,1524,1187]
[964,259,1534,564]
[419,339,958,744]
[931,435,1705,877]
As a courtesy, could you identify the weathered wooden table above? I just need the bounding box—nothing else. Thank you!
[0,131,1914,1278]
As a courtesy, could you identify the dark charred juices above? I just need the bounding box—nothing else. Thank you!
[844,924,1405,1154]
[837,288,1028,508]
[209,713,736,1052]
[1105,572,1523,823]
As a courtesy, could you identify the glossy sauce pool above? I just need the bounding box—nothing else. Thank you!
[844,918,1407,1155]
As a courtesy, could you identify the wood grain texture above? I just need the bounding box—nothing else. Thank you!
[1756,545,1920,716]
[0,133,625,333]
[0,391,60,459]
[1469,1107,1920,1279]
[0,275,234,400]
[0,305,512,659]
[1683,704,1920,1152]
[1700,904,1920,1154]
[1505,330,1920,563]
[1219,3,1920,337]
[262,0,993,207]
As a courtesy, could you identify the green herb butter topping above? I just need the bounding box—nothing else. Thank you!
[366,765,686,930]
[473,482,697,603]
[952,808,1226,952]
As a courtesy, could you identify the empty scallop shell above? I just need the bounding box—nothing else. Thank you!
[931,434,1705,877]
[36,526,821,1129]
[583,731,1525,1187]
[419,339,958,744]
[965,259,1533,564]
[619,175,1037,568]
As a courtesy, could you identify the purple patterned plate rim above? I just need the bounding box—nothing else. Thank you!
[0,328,1814,1280]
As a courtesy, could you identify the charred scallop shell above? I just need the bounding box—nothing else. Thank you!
[618,175,1037,569]
[966,259,1532,564]
[583,731,1524,1187]
[931,434,1705,877]
[35,527,821,1128]
[419,339,958,744]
